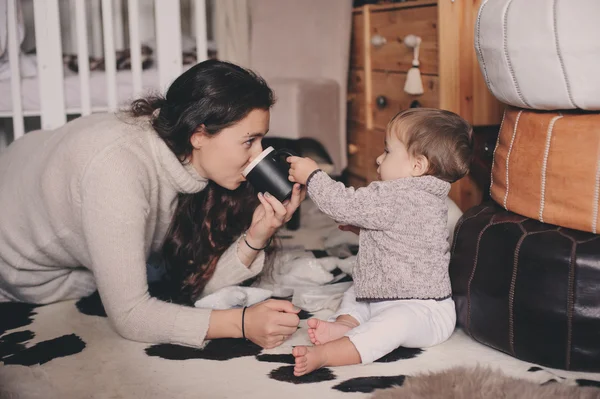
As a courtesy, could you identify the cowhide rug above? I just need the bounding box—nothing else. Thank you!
[1,200,599,399]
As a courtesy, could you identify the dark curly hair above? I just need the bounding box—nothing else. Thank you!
[129,60,276,304]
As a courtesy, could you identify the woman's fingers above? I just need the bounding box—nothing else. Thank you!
[289,184,301,207]
[276,311,300,328]
[274,325,299,336]
[284,186,300,218]
[298,185,307,202]
[263,299,300,313]
[257,192,275,219]
[246,301,304,348]
[284,184,304,221]
[262,192,287,222]
[266,331,293,348]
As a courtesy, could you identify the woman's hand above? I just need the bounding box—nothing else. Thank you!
[338,224,360,235]
[287,156,320,185]
[246,184,306,248]
[243,299,301,348]
[282,182,306,221]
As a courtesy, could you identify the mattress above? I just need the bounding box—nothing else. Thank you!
[0,66,164,117]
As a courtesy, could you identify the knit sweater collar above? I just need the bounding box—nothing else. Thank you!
[149,128,208,194]
[388,175,450,198]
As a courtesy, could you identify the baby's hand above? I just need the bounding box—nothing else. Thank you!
[287,156,320,185]
[338,225,360,235]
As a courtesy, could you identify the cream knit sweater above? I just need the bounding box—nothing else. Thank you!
[0,113,265,347]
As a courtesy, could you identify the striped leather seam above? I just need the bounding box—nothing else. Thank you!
[490,109,506,197]
[503,110,523,209]
[475,0,493,96]
[508,229,527,356]
[466,218,496,339]
[451,206,491,256]
[566,242,576,370]
[539,114,563,222]
[592,156,600,234]
[553,0,577,108]
[503,0,532,108]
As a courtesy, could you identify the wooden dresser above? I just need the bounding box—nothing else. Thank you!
[346,0,503,211]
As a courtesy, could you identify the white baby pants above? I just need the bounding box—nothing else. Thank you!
[329,284,456,364]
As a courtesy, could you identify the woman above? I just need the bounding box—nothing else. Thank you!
[0,60,305,349]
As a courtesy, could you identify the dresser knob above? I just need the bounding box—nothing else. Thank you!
[348,143,359,155]
[371,34,387,48]
[376,95,387,109]
[403,34,421,48]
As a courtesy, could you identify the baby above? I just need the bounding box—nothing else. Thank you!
[287,108,473,376]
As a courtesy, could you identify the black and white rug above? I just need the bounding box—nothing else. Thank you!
[1,200,599,398]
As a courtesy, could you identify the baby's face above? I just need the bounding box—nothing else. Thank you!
[375,133,417,181]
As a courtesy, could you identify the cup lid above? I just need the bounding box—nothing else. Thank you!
[242,146,275,177]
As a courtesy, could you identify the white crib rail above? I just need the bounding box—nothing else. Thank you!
[194,0,208,64]
[74,0,92,116]
[155,0,183,91]
[128,0,143,98]
[7,0,24,139]
[101,0,118,111]
[33,0,67,130]
[5,0,208,136]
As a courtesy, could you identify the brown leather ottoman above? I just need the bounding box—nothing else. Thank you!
[450,202,600,372]
[490,108,600,234]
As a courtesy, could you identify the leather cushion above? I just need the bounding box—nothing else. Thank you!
[475,0,600,110]
[450,202,600,372]
[490,108,600,234]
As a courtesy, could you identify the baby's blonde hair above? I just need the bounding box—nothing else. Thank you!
[387,108,473,183]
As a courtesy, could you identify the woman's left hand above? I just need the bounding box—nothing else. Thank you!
[246,184,306,247]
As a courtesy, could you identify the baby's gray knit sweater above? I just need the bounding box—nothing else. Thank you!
[307,171,452,301]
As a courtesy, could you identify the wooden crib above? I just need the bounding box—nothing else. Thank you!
[1,0,209,142]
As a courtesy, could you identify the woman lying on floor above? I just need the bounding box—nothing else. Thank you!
[0,60,305,349]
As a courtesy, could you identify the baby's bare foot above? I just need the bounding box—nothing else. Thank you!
[292,345,328,376]
[307,318,353,345]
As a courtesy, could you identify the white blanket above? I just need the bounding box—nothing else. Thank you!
[195,250,356,311]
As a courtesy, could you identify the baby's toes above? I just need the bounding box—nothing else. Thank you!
[292,346,308,357]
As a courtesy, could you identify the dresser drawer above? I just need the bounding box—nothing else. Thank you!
[366,129,386,182]
[370,5,438,74]
[347,121,368,178]
[371,71,439,131]
[350,12,365,69]
[348,69,367,124]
